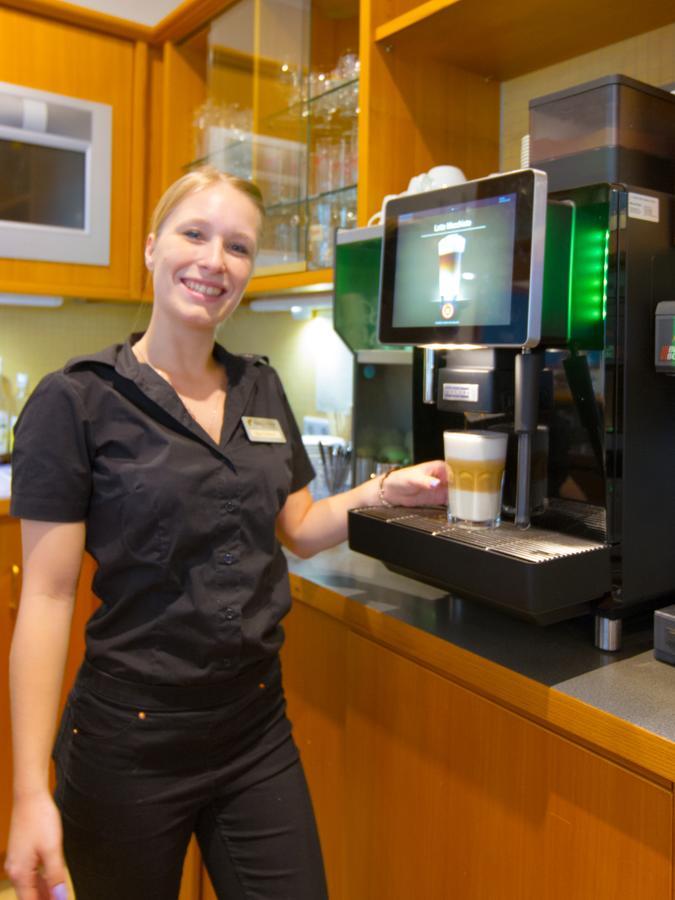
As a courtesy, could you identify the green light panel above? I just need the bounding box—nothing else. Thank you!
[567,199,611,351]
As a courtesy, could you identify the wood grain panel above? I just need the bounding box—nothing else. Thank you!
[245,267,333,296]
[311,5,359,72]
[346,632,672,900]
[0,7,138,299]
[0,0,151,41]
[372,0,675,81]
[160,32,208,191]
[142,45,166,302]
[358,22,499,223]
[281,600,348,900]
[290,575,675,785]
[129,41,151,300]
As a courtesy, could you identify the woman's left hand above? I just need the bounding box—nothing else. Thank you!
[379,460,447,508]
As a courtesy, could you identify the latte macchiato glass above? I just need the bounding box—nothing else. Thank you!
[443,430,508,527]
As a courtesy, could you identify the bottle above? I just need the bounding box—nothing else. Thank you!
[0,357,12,462]
[9,372,29,454]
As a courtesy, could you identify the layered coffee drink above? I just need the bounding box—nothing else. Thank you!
[443,430,508,527]
[438,232,466,304]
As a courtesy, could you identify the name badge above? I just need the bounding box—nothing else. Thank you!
[241,416,287,443]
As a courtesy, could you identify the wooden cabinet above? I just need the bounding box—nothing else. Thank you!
[281,588,674,900]
[0,515,99,874]
[346,634,671,900]
[358,0,675,223]
[0,6,148,301]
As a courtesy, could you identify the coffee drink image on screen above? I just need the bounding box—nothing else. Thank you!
[443,430,508,527]
[437,232,466,303]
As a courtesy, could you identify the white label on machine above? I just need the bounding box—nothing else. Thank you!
[443,383,479,403]
[628,193,659,223]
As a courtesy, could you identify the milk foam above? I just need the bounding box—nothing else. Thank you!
[443,431,508,461]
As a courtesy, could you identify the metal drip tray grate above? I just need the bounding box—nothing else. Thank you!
[439,523,603,563]
[534,499,607,542]
[358,504,605,564]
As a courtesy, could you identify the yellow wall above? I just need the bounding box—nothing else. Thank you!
[500,22,675,171]
[0,302,349,436]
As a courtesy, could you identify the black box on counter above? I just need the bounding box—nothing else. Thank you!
[654,605,675,665]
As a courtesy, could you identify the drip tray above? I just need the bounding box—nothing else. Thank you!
[348,504,612,624]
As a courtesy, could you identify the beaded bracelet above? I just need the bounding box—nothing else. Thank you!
[378,466,401,508]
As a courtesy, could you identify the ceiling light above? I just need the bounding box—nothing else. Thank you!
[0,294,64,308]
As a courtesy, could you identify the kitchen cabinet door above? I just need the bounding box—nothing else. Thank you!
[346,632,672,900]
[0,6,146,301]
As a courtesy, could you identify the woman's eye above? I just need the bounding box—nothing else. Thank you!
[184,229,202,240]
[230,242,251,256]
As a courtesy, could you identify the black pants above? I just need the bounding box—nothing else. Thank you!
[53,658,328,900]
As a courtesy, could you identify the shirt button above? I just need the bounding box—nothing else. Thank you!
[223,552,236,565]
[224,500,236,513]
[224,607,236,620]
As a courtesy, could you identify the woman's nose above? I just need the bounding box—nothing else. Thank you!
[201,239,226,271]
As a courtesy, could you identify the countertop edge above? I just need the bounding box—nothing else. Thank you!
[289,571,675,785]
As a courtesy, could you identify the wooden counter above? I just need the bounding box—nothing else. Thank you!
[281,547,675,900]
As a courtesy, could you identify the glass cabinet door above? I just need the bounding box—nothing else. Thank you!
[192,0,358,276]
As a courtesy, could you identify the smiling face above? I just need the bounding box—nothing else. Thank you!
[145,182,262,331]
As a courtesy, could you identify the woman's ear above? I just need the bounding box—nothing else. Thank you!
[145,234,156,271]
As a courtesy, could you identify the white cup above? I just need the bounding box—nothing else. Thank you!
[443,430,508,528]
[427,165,466,189]
[368,193,400,226]
[407,173,430,193]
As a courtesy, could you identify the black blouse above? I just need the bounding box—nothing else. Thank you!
[10,339,314,686]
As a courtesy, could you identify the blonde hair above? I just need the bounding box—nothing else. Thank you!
[149,165,265,237]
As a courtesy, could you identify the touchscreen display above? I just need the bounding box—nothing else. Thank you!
[393,193,516,328]
[379,170,547,348]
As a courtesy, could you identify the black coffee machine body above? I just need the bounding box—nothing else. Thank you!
[348,170,675,647]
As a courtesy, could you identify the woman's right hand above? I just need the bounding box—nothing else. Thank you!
[5,791,68,900]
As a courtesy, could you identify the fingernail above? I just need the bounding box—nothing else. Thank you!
[52,883,68,900]
[429,477,440,487]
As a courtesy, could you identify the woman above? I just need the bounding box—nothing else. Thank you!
[6,166,447,900]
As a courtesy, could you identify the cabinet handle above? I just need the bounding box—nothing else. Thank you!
[10,563,21,611]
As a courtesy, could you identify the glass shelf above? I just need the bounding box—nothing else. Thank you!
[266,183,358,214]
[261,77,359,129]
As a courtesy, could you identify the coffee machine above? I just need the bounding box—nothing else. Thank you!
[347,165,675,649]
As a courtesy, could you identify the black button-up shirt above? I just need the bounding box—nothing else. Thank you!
[10,339,314,686]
